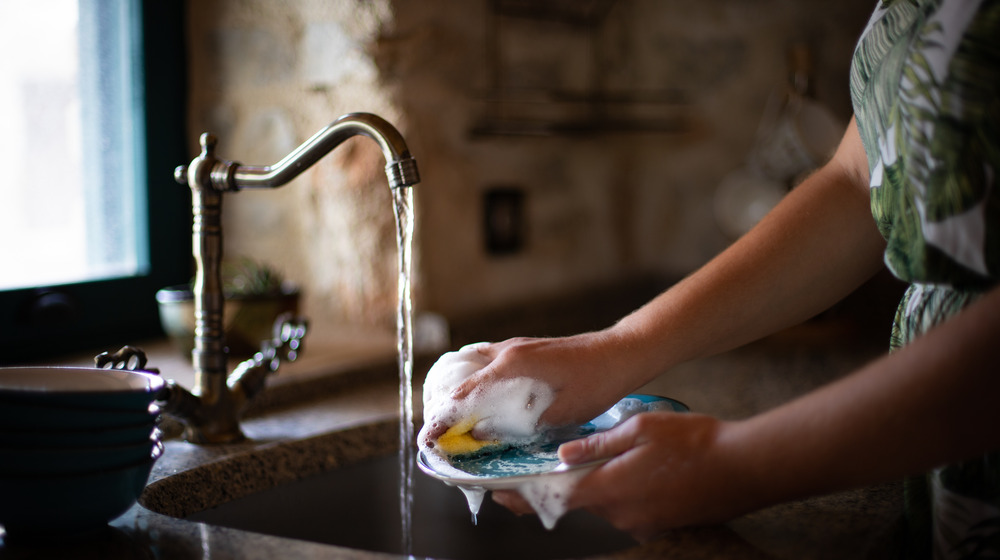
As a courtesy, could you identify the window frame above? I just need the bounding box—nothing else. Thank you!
[0,1,190,364]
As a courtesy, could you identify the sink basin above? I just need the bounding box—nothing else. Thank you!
[145,421,636,559]
[186,452,635,559]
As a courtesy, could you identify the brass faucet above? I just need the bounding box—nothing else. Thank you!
[164,113,420,443]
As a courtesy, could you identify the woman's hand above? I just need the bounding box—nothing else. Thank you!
[563,412,758,540]
[446,330,650,435]
[494,412,758,542]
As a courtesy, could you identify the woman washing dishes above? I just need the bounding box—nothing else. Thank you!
[421,1,1000,557]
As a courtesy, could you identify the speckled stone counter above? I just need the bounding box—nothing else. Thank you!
[0,318,905,560]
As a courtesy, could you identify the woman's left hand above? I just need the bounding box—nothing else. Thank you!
[494,412,758,542]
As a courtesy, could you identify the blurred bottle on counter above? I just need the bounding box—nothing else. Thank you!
[750,43,844,186]
[715,43,844,239]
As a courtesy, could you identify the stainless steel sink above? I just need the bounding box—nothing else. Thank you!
[143,420,636,559]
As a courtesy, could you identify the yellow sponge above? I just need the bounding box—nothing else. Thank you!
[436,418,500,457]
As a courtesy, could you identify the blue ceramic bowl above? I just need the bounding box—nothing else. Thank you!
[0,419,157,448]
[0,435,162,477]
[0,401,161,431]
[0,367,165,412]
[0,443,162,537]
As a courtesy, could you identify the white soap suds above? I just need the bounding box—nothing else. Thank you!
[517,468,592,530]
[458,486,486,524]
[418,342,554,451]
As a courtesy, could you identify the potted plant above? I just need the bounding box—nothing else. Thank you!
[155,258,301,359]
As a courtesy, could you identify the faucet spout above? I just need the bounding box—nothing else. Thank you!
[234,112,420,190]
[176,112,420,192]
[169,112,420,444]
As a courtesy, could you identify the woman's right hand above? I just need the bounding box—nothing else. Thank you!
[442,329,645,435]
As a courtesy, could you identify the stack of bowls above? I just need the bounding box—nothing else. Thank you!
[0,366,165,539]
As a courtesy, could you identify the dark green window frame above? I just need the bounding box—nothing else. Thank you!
[0,1,190,364]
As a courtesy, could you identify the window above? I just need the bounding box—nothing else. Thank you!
[0,1,189,363]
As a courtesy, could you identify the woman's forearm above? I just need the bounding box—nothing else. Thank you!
[450,122,886,431]
[609,120,886,383]
[718,284,1000,508]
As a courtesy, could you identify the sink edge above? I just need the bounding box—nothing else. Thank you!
[141,419,398,519]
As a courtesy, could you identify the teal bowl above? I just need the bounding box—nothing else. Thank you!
[0,419,157,448]
[0,444,162,538]
[0,367,165,411]
[0,437,162,477]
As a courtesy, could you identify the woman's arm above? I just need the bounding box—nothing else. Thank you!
[558,283,1000,540]
[453,119,886,429]
[610,118,884,382]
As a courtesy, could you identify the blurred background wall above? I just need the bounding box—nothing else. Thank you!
[184,0,875,334]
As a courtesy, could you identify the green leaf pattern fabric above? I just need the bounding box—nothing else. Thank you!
[850,0,1000,558]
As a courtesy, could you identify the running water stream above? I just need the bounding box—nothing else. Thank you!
[392,186,415,557]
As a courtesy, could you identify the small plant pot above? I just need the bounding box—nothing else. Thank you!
[155,285,301,360]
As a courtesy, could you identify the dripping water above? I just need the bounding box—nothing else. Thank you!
[392,186,415,557]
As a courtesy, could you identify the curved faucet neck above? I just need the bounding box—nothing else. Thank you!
[230,112,419,191]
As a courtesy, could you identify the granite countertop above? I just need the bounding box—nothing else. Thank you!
[0,319,905,560]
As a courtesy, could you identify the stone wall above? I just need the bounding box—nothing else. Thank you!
[185,0,874,331]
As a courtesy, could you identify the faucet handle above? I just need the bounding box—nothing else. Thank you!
[272,312,308,362]
[95,346,159,374]
[226,313,308,405]
[199,132,218,154]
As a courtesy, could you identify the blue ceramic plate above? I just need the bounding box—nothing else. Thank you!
[418,394,688,488]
